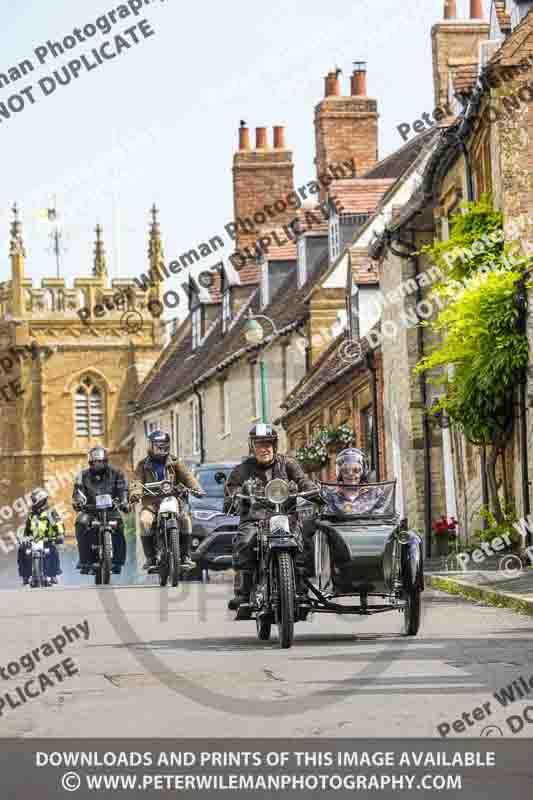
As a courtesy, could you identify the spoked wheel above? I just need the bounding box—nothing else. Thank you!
[403,589,421,636]
[158,523,169,587]
[169,526,181,588]
[274,552,296,649]
[102,531,112,586]
[256,613,272,641]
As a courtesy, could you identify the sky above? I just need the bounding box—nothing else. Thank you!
[0,0,489,317]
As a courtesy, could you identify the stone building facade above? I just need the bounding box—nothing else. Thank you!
[0,207,164,543]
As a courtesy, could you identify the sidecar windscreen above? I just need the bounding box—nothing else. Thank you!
[318,480,397,520]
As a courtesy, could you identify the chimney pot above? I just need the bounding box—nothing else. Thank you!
[238,125,250,150]
[255,127,268,149]
[273,125,285,149]
[324,71,341,97]
[443,0,457,19]
[470,0,483,19]
[351,62,367,96]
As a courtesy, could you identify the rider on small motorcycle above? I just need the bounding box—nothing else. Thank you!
[130,431,205,571]
[224,423,318,610]
[322,448,386,515]
[73,447,129,575]
[17,488,64,585]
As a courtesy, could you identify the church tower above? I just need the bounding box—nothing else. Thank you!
[0,206,165,544]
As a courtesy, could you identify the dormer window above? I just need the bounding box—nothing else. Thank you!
[222,286,232,333]
[329,211,340,262]
[297,238,307,288]
[261,260,269,308]
[191,305,202,350]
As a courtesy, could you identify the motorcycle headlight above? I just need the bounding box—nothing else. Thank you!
[265,479,289,505]
[161,481,173,495]
[191,537,200,549]
[397,530,410,544]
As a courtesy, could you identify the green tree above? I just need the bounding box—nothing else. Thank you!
[416,198,529,522]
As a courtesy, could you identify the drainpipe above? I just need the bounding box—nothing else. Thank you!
[192,382,205,464]
[389,234,433,559]
[365,350,380,482]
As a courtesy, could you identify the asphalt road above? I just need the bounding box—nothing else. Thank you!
[1,574,533,739]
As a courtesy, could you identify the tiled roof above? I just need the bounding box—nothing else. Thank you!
[362,128,439,180]
[349,246,379,285]
[279,329,373,420]
[330,178,395,215]
[295,205,329,236]
[136,252,332,412]
[490,5,533,65]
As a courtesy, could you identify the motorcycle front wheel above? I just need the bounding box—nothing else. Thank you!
[102,530,112,586]
[159,523,169,587]
[274,552,296,649]
[169,525,180,588]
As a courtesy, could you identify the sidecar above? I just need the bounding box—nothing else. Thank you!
[308,481,424,635]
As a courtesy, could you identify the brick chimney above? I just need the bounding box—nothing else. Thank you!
[431,0,489,109]
[314,63,378,193]
[231,123,294,270]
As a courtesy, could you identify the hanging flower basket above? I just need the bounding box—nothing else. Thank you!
[295,440,328,472]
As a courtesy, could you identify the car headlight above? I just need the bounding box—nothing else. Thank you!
[161,481,173,495]
[192,510,219,521]
[265,479,289,505]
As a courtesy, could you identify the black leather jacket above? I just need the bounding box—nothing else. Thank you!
[224,455,316,523]
[73,466,128,515]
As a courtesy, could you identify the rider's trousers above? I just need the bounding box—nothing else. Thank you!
[75,512,126,566]
[232,518,311,574]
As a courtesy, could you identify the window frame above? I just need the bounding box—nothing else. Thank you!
[74,377,104,439]
[222,286,232,333]
[329,211,340,263]
[191,305,202,350]
[297,237,307,288]
[260,260,269,309]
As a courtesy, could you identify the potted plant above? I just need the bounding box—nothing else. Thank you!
[295,440,329,474]
[433,516,458,557]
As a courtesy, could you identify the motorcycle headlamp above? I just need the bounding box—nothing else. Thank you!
[397,530,410,545]
[161,481,173,495]
[265,479,289,505]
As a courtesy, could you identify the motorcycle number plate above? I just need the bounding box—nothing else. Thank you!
[159,497,178,514]
[95,494,113,509]
[270,515,290,534]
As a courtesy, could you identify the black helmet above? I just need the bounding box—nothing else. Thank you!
[148,430,170,462]
[31,488,49,515]
[249,423,278,456]
[336,448,369,483]
[88,446,109,475]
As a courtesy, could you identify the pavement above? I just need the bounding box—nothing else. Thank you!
[2,572,533,739]
[427,557,533,616]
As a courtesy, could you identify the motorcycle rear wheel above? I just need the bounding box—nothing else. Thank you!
[275,552,296,649]
[403,588,421,636]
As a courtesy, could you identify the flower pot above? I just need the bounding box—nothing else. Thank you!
[302,460,323,475]
[435,534,450,557]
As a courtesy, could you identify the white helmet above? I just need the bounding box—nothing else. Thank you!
[336,448,369,483]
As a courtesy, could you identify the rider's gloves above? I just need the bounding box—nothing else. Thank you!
[191,489,206,498]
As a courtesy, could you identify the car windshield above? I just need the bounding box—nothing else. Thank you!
[195,468,232,497]
[319,480,397,519]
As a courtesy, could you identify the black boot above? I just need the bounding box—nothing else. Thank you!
[228,570,253,611]
[179,531,195,572]
[141,536,157,570]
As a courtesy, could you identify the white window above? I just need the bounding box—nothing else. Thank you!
[222,288,232,333]
[329,212,340,263]
[260,261,269,308]
[191,306,202,349]
[297,238,307,288]
[250,362,261,420]
[75,377,104,437]
[191,398,201,455]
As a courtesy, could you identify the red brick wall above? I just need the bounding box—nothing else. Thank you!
[314,97,378,183]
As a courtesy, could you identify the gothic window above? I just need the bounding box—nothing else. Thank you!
[56,290,65,312]
[44,289,55,312]
[75,376,104,437]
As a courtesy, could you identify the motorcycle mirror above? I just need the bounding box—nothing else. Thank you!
[214,471,227,484]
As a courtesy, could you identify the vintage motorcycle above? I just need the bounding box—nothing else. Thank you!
[230,477,321,649]
[22,536,63,588]
[308,480,424,636]
[131,480,192,587]
[75,489,118,586]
